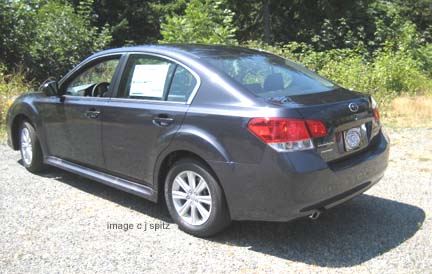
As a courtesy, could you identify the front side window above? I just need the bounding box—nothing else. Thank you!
[203,53,337,98]
[119,54,197,103]
[65,58,120,97]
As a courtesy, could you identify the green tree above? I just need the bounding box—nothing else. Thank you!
[228,0,376,48]
[29,0,112,80]
[0,0,39,71]
[159,0,237,44]
[82,0,176,46]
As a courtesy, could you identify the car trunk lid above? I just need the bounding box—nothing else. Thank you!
[266,88,381,162]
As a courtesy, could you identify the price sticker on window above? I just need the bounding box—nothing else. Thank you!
[129,64,170,98]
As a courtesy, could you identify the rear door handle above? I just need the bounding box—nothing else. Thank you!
[84,108,101,119]
[152,114,174,127]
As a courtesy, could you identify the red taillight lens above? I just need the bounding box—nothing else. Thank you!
[373,108,380,122]
[305,120,327,138]
[247,118,326,143]
[371,96,380,122]
[247,118,309,143]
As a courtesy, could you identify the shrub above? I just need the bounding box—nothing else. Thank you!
[243,40,432,106]
[0,65,33,135]
[159,0,237,44]
[28,0,112,81]
[0,1,37,73]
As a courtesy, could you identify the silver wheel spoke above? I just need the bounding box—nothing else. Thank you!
[191,203,198,224]
[195,202,210,220]
[196,195,212,205]
[172,190,187,200]
[187,171,196,190]
[175,177,190,193]
[178,200,192,216]
[195,180,206,194]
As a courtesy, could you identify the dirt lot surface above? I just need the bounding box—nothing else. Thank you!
[1,128,431,273]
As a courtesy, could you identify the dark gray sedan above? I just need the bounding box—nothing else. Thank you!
[6,45,389,237]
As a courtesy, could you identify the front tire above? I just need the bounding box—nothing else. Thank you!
[165,159,231,237]
[19,121,46,173]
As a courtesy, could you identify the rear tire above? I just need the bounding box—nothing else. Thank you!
[19,121,46,173]
[164,158,231,237]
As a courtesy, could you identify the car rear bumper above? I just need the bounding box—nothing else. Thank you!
[210,130,390,222]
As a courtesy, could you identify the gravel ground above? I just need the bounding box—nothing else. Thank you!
[1,128,431,273]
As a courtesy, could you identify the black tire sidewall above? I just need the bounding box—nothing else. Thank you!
[164,159,230,237]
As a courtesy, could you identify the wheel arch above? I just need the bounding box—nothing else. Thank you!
[8,96,43,150]
[10,113,33,150]
[154,149,227,207]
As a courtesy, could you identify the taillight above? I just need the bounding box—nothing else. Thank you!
[247,118,327,152]
[306,120,327,138]
[373,108,380,122]
[371,96,380,122]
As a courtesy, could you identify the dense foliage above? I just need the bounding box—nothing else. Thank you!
[1,0,111,80]
[160,0,236,44]
[244,41,432,106]
[30,0,112,80]
[0,0,431,104]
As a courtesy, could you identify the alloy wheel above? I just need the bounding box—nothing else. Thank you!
[20,127,33,165]
[172,170,212,226]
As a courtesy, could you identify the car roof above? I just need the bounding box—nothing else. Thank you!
[61,44,271,87]
[93,44,266,59]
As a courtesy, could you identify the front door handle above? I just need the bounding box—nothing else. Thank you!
[84,108,101,119]
[152,114,174,127]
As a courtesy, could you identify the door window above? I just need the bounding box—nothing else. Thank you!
[65,58,120,97]
[119,55,197,102]
[167,66,197,102]
[120,55,174,100]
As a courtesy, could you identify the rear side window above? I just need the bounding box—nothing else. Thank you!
[120,55,174,100]
[118,54,197,102]
[167,66,197,102]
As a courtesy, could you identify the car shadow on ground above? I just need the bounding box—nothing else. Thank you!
[33,164,425,268]
[33,164,173,223]
[212,195,425,267]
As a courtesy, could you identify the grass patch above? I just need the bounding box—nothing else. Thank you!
[383,96,432,128]
[0,68,33,143]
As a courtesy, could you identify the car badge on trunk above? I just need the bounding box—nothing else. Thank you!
[348,102,359,113]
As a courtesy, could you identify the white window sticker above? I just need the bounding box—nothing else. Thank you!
[129,64,170,97]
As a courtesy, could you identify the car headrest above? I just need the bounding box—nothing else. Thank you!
[263,73,284,92]
[244,83,263,94]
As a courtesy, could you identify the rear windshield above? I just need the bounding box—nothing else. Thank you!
[203,53,337,98]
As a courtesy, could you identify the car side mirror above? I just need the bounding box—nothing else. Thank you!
[42,81,59,97]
